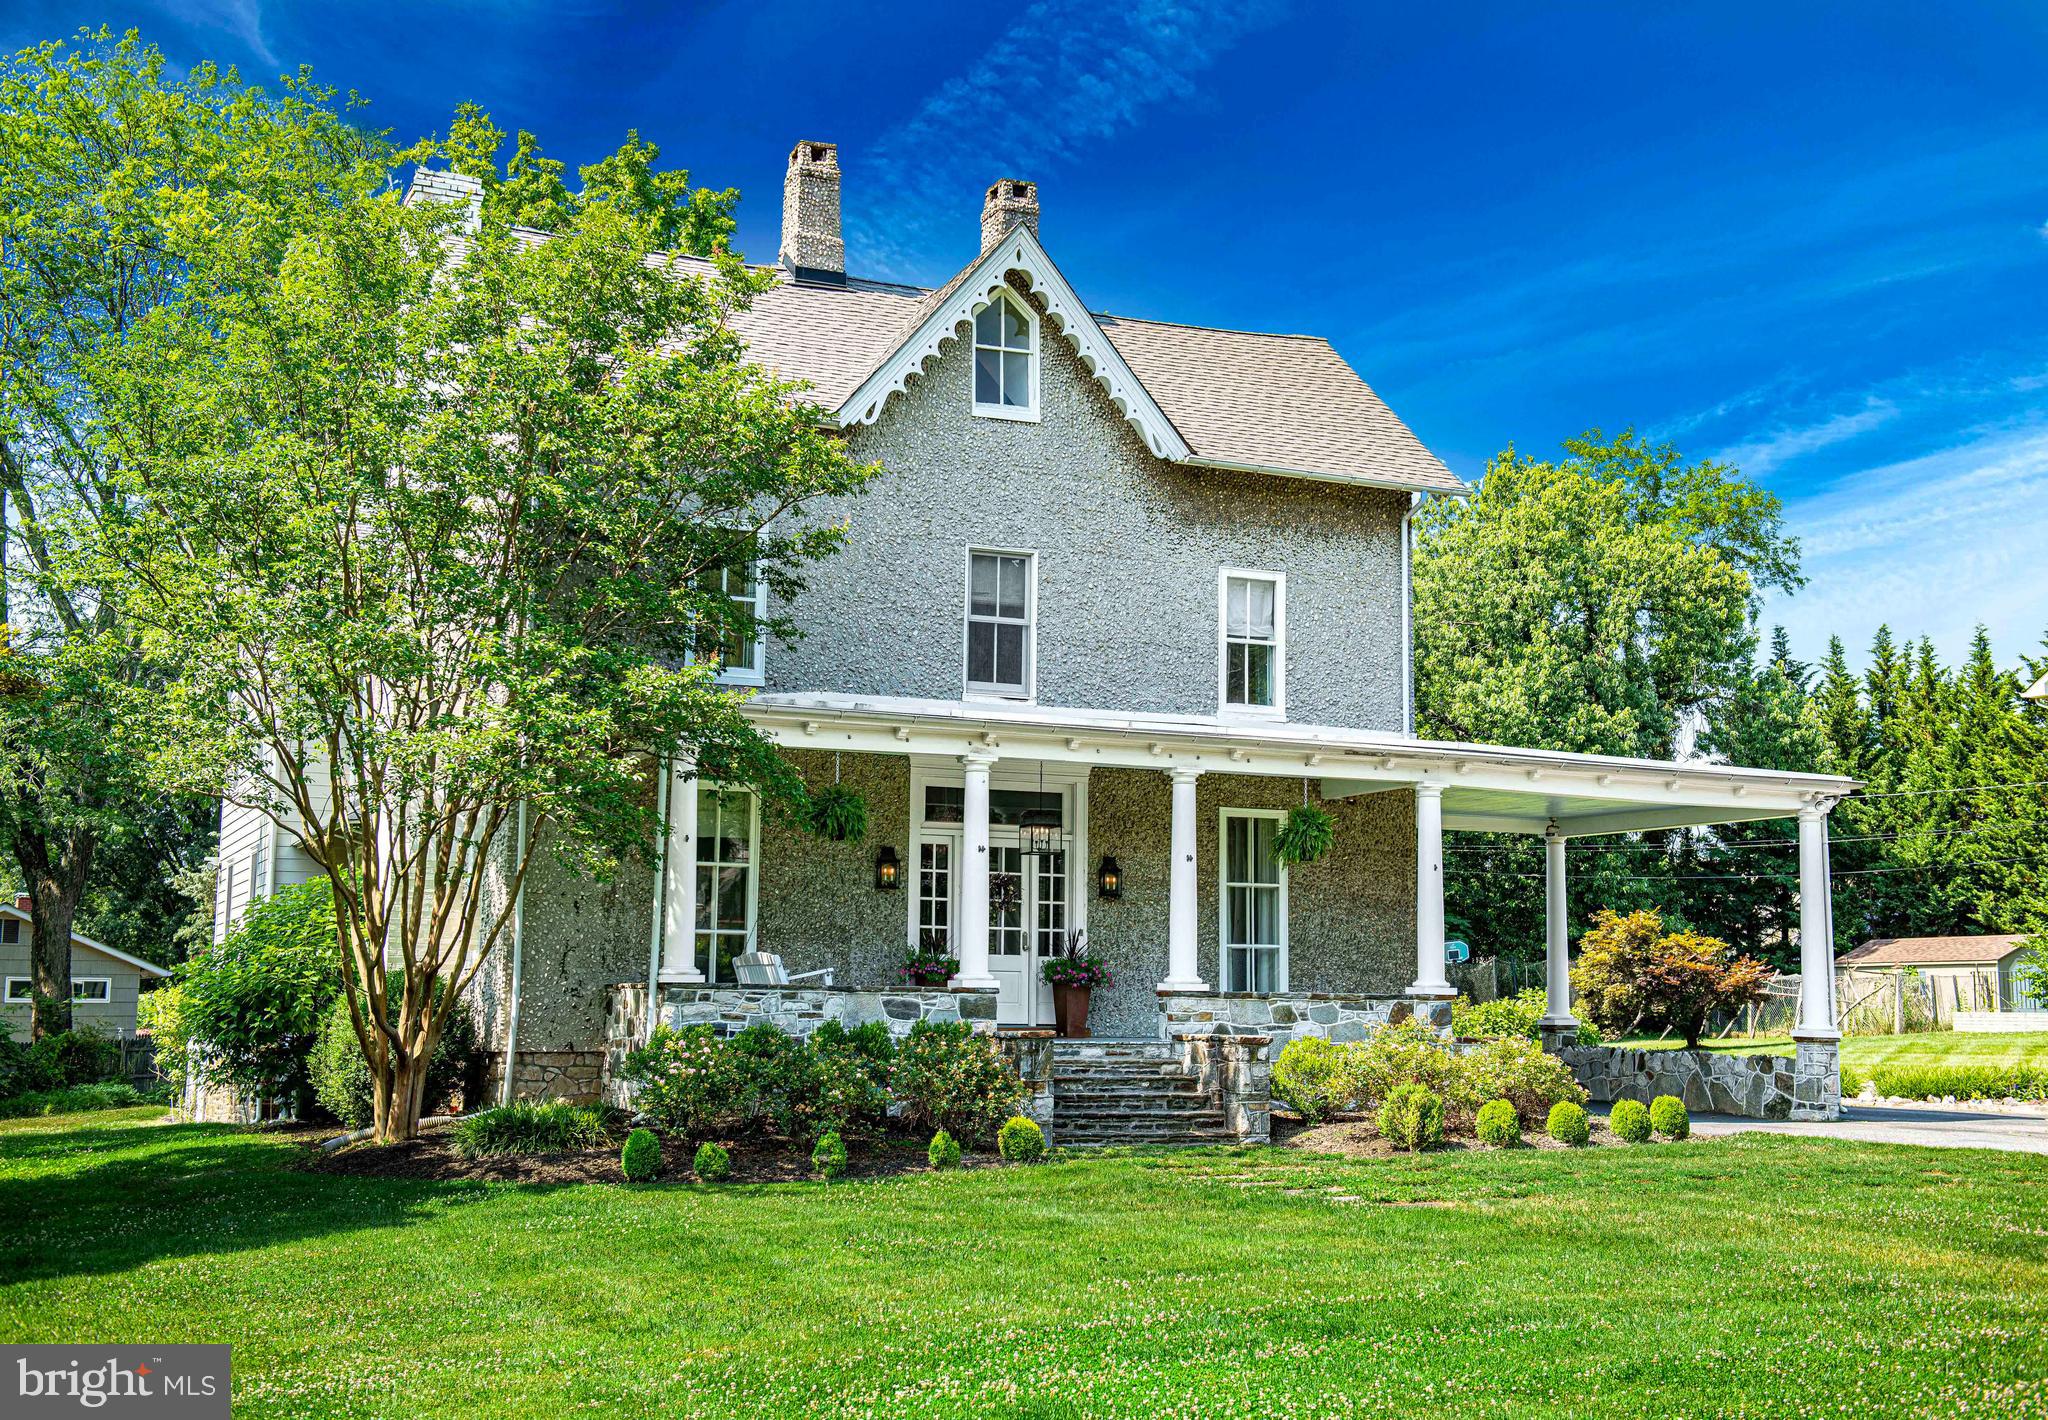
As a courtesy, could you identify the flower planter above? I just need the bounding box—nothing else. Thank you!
[1052,984,1093,1038]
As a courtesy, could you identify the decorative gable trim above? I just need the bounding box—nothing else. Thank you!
[834,227,1192,461]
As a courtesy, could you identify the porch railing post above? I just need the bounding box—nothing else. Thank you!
[954,750,999,990]
[661,757,704,983]
[1407,780,1453,999]
[1539,823,1577,1037]
[1159,765,1208,993]
[1794,801,1840,1040]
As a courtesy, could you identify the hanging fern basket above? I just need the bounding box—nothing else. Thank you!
[808,784,870,843]
[1273,804,1336,866]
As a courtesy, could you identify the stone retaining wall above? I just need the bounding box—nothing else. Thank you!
[1174,1033,1274,1143]
[995,1028,1056,1132]
[482,1049,605,1106]
[1158,991,1453,1046]
[1558,1041,1842,1121]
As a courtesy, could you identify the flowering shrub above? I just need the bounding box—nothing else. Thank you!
[619,1025,749,1139]
[1452,988,1600,1046]
[1453,1036,1586,1125]
[1344,1019,1462,1108]
[892,1021,1025,1146]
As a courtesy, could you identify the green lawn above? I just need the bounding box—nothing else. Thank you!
[1615,1030,2048,1071]
[3,1108,2045,1418]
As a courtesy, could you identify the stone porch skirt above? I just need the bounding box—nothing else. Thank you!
[1157,990,1455,1046]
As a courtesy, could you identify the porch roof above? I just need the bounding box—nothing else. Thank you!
[745,693,1858,837]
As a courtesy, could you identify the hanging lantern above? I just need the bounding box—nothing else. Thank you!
[1019,807,1061,858]
[874,844,901,891]
[1097,855,1122,900]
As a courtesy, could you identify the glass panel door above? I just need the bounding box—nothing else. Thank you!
[696,788,757,984]
[1223,813,1283,992]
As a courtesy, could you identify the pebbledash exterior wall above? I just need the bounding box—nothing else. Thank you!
[762,274,1412,732]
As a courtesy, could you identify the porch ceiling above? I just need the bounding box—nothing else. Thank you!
[746,693,1858,837]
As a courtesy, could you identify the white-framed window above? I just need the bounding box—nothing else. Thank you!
[965,549,1035,698]
[972,290,1038,420]
[0,917,18,945]
[4,976,111,1004]
[695,786,760,985]
[1219,570,1285,715]
[691,563,768,686]
[1219,809,1286,992]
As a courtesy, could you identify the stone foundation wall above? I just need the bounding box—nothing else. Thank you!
[1159,991,1453,1046]
[1558,1041,1842,1121]
[481,1049,605,1106]
[1175,1033,1274,1142]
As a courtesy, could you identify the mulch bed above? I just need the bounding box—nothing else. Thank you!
[302,1126,1001,1186]
[1272,1113,1628,1157]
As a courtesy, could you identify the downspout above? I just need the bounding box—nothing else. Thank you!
[644,758,671,1041]
[497,798,529,1106]
[1401,491,1422,737]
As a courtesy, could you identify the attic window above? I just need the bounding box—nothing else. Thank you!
[972,291,1037,421]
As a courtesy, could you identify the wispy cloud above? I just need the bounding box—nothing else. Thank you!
[1712,398,1899,478]
[849,0,1289,278]
[154,0,276,67]
[1762,420,2048,663]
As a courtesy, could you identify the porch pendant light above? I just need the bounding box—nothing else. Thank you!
[1019,760,1060,857]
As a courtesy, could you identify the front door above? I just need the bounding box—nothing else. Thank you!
[986,836,1068,1024]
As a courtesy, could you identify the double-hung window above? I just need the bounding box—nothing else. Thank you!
[972,292,1036,418]
[4,977,110,1004]
[966,550,1034,698]
[1220,810,1286,992]
[693,563,767,686]
[695,787,759,985]
[1220,570,1284,714]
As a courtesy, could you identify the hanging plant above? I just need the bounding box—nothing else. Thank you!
[808,783,869,842]
[1274,804,1336,865]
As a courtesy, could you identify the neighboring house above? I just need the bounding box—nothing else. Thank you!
[217,140,1858,1124]
[1839,934,2043,1032]
[2,896,171,1042]
[2025,672,2047,702]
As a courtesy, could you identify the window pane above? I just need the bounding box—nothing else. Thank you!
[1252,819,1279,884]
[996,622,1025,687]
[976,302,1001,345]
[716,867,750,930]
[1002,351,1030,407]
[1246,579,1275,638]
[975,348,1001,405]
[1227,644,1247,704]
[967,619,996,683]
[924,786,964,823]
[1002,299,1029,348]
[970,554,997,615]
[1245,643,1272,706]
[1251,884,1278,943]
[997,555,1025,616]
[1227,578,1249,637]
[1227,815,1248,881]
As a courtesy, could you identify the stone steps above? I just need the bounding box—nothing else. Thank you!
[1050,1040,1233,1146]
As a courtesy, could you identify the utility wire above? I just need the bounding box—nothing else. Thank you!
[1445,825,1998,856]
[1448,852,2043,884]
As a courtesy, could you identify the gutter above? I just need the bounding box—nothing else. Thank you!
[497,799,528,1107]
[643,759,671,1041]
[1401,491,1422,736]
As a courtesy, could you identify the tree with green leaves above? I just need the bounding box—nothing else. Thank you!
[59,74,874,1139]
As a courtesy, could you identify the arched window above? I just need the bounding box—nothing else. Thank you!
[972,291,1037,418]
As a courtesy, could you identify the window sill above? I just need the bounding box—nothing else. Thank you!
[715,672,766,689]
[965,688,1034,705]
[1219,703,1287,720]
[972,403,1041,424]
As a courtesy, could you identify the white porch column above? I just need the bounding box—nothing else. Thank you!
[660,758,703,982]
[1794,801,1840,1040]
[1540,823,1576,1030]
[953,751,999,990]
[1159,766,1208,993]
[1407,780,1453,998]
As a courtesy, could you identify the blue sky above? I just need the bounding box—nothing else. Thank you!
[12,2,2047,668]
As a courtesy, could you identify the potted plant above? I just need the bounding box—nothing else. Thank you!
[1040,929,1111,1038]
[902,930,959,987]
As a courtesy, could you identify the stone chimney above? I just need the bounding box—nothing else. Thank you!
[981,178,1039,252]
[779,141,844,283]
[402,167,483,234]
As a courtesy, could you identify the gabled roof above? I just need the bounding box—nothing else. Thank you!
[0,903,172,977]
[1838,934,2031,968]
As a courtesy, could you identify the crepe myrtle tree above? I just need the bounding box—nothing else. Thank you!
[72,107,876,1140]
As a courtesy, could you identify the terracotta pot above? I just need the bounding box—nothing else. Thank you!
[1052,983,1092,1038]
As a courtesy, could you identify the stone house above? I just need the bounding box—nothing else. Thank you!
[214,140,1858,1131]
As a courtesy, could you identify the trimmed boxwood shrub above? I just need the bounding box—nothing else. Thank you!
[1609,1098,1653,1144]
[621,1128,661,1181]
[1271,1036,1353,1123]
[1474,1098,1520,1147]
[812,1129,848,1179]
[927,1129,962,1169]
[1546,1100,1590,1147]
[1376,1083,1445,1152]
[451,1101,614,1159]
[1649,1095,1690,1140]
[693,1141,730,1182]
[997,1115,1046,1162]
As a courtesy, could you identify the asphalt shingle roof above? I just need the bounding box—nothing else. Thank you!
[1838,934,2032,967]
